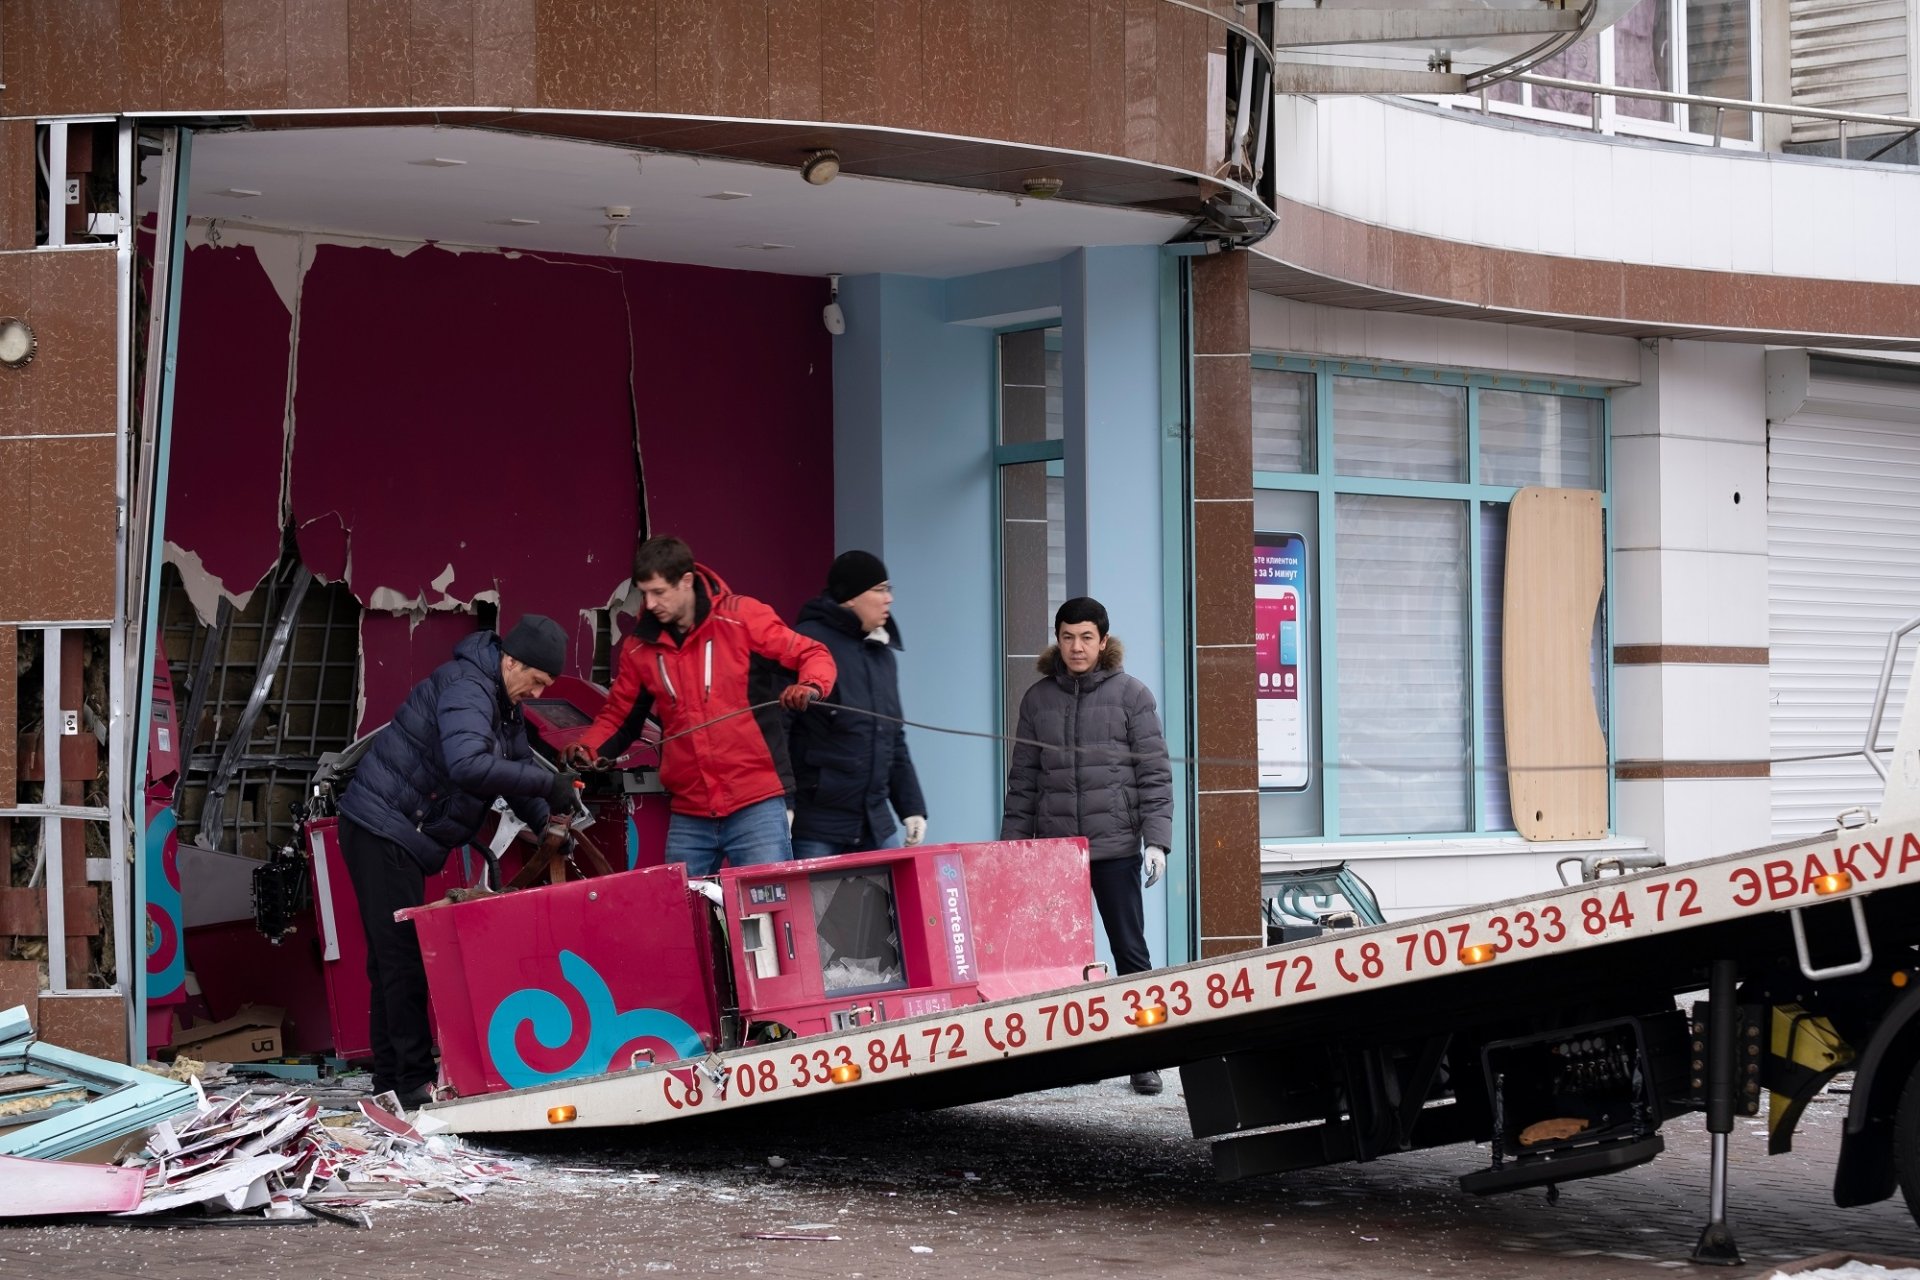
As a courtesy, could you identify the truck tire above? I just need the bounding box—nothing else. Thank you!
[1894,1058,1920,1227]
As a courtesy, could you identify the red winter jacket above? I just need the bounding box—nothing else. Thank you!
[582,565,836,818]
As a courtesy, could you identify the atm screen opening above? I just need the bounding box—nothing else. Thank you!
[810,868,906,996]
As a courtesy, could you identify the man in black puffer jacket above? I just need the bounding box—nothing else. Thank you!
[1001,596,1173,1095]
[337,616,577,1109]
[789,551,928,859]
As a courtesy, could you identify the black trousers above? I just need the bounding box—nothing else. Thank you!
[1089,854,1151,976]
[338,817,435,1093]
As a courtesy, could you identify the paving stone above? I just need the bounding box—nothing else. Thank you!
[0,1084,1913,1277]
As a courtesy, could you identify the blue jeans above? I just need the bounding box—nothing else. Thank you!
[791,828,904,862]
[666,796,792,877]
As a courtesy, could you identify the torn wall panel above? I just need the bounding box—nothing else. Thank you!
[356,610,477,734]
[163,241,294,614]
[288,243,638,668]
[619,259,834,621]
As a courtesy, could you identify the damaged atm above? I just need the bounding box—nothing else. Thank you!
[283,676,1096,1101]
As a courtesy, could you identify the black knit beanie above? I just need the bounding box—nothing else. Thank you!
[500,614,567,678]
[827,550,889,603]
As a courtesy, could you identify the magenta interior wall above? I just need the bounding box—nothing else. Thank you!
[161,239,833,733]
[166,242,292,595]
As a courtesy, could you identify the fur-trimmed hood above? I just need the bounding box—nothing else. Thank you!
[1036,635,1125,678]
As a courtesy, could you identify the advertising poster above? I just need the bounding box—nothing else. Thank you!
[1254,533,1309,790]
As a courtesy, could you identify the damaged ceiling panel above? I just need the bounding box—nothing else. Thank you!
[287,243,638,662]
[164,242,294,619]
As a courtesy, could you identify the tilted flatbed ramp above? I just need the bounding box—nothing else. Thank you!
[418,818,1920,1136]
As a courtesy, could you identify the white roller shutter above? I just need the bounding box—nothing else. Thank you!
[1769,364,1920,836]
[1789,0,1912,143]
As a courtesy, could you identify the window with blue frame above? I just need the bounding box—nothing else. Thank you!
[995,326,1067,780]
[1252,358,1611,841]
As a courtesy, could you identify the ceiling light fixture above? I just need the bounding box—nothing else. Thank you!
[704,191,752,201]
[735,242,792,251]
[217,187,263,198]
[954,218,1001,229]
[507,217,541,226]
[800,149,841,186]
[409,157,468,167]
[0,317,37,369]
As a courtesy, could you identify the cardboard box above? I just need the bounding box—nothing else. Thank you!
[169,1004,284,1063]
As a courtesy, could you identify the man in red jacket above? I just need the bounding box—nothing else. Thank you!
[566,536,836,875]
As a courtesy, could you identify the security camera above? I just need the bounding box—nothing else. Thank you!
[822,273,846,336]
[605,205,632,221]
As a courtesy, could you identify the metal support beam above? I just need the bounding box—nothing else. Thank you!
[1272,8,1582,48]
[44,122,66,248]
[196,567,312,844]
[1274,65,1467,95]
[42,628,66,991]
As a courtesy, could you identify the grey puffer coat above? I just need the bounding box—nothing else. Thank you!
[998,638,1174,862]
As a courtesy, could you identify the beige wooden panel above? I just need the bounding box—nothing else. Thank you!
[1503,486,1606,841]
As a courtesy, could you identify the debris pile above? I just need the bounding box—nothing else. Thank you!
[113,1087,521,1222]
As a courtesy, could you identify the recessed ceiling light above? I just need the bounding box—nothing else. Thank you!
[954,218,1001,228]
[735,242,792,251]
[507,217,541,225]
[409,157,468,167]
[801,150,841,185]
[216,187,263,198]
[704,191,752,201]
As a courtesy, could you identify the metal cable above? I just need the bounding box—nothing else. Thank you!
[641,699,1880,776]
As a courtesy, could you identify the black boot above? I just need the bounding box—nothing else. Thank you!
[1130,1071,1163,1096]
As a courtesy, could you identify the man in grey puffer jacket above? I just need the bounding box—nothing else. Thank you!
[1000,597,1173,1094]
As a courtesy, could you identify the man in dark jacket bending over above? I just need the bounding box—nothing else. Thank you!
[1000,596,1173,1094]
[789,551,927,859]
[337,616,578,1109]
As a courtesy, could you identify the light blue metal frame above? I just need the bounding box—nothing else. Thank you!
[1250,354,1613,843]
[1158,250,1195,962]
[989,318,1066,787]
[0,1011,197,1160]
[129,128,194,1059]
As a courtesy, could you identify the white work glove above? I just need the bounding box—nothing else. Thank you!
[902,815,927,847]
[688,878,724,908]
[786,806,795,834]
[1143,846,1167,888]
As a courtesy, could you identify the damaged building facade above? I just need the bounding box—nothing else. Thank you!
[0,2,1918,1068]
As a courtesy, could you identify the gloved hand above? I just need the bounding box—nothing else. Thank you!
[780,682,821,712]
[902,815,927,847]
[546,769,581,816]
[786,805,795,834]
[561,742,599,770]
[1143,846,1167,888]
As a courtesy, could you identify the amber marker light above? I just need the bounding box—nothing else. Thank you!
[1460,943,1498,966]
[547,1105,577,1124]
[829,1063,862,1084]
[1130,1003,1169,1028]
[1894,970,1911,989]
[1813,871,1854,896]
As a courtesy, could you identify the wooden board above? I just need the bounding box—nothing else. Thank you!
[1502,487,1607,841]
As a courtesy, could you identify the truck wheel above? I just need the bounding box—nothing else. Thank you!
[1894,1058,1920,1227]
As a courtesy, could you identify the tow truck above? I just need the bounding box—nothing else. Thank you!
[322,618,1920,1266]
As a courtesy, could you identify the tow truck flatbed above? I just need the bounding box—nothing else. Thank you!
[420,821,1920,1138]
[413,617,1920,1265]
